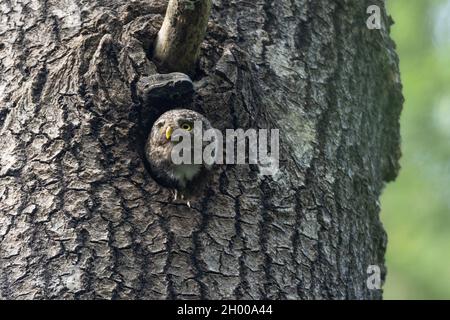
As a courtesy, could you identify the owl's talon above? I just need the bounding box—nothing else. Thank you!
[186,201,191,208]
[173,189,178,201]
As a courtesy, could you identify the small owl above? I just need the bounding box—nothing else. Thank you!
[145,109,215,196]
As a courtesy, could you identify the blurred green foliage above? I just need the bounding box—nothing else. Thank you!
[382,0,450,299]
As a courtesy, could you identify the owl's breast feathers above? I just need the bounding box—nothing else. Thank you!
[171,164,202,188]
[146,141,204,189]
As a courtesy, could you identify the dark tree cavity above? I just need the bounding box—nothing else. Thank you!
[0,0,402,299]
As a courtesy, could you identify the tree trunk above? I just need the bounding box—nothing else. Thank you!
[0,0,402,300]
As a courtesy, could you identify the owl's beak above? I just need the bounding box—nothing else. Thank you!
[165,126,173,141]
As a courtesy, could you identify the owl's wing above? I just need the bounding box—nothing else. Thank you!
[145,140,180,189]
[149,158,181,189]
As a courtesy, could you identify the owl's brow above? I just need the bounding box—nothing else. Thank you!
[177,117,195,123]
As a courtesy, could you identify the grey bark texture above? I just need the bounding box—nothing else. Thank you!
[0,0,403,300]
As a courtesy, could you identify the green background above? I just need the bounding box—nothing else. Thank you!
[382,0,450,299]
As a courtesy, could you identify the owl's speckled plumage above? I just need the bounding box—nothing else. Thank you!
[145,109,214,190]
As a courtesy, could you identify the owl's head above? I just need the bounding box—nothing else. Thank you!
[149,109,210,148]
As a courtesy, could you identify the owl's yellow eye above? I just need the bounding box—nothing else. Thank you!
[181,123,192,131]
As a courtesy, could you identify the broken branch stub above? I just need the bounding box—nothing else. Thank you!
[153,0,212,75]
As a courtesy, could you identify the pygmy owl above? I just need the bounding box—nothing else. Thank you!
[145,109,215,193]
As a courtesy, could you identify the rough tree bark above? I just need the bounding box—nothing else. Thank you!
[0,0,402,299]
